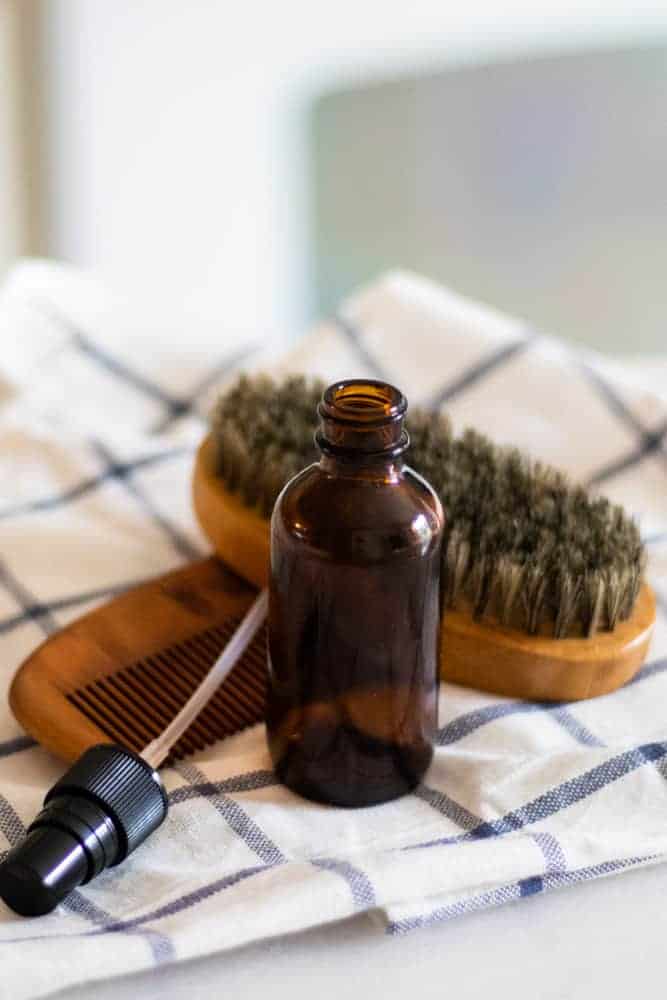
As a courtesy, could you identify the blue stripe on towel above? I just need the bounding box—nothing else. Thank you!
[409,741,667,851]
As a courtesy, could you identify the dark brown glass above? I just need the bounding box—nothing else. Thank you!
[266,380,444,807]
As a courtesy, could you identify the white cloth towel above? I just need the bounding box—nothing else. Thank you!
[0,261,665,1000]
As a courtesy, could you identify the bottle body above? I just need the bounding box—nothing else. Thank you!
[266,380,444,807]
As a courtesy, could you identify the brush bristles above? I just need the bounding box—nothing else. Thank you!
[210,374,646,638]
[211,375,322,515]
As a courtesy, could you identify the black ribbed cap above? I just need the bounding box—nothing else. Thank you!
[0,744,168,916]
[45,744,168,862]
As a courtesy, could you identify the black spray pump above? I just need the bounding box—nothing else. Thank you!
[0,745,167,916]
[0,591,267,917]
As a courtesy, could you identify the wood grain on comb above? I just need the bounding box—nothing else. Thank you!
[10,558,267,764]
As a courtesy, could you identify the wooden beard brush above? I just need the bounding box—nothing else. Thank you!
[9,373,656,775]
[193,374,655,703]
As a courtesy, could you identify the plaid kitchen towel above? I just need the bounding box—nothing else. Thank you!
[0,261,666,999]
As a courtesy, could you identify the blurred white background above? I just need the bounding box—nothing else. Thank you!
[2,0,667,351]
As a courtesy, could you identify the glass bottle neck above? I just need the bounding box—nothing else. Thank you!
[315,379,409,470]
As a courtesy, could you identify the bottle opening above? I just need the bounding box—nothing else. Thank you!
[323,381,407,425]
[317,379,409,457]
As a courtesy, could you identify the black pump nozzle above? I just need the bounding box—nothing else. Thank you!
[0,744,168,917]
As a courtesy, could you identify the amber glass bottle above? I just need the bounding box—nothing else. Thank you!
[266,379,444,807]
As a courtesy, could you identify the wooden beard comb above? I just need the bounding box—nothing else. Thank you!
[9,374,656,765]
[10,559,266,764]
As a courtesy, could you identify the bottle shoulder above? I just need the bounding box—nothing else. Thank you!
[271,462,444,560]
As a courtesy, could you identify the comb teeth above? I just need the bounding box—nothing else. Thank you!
[67,617,267,764]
